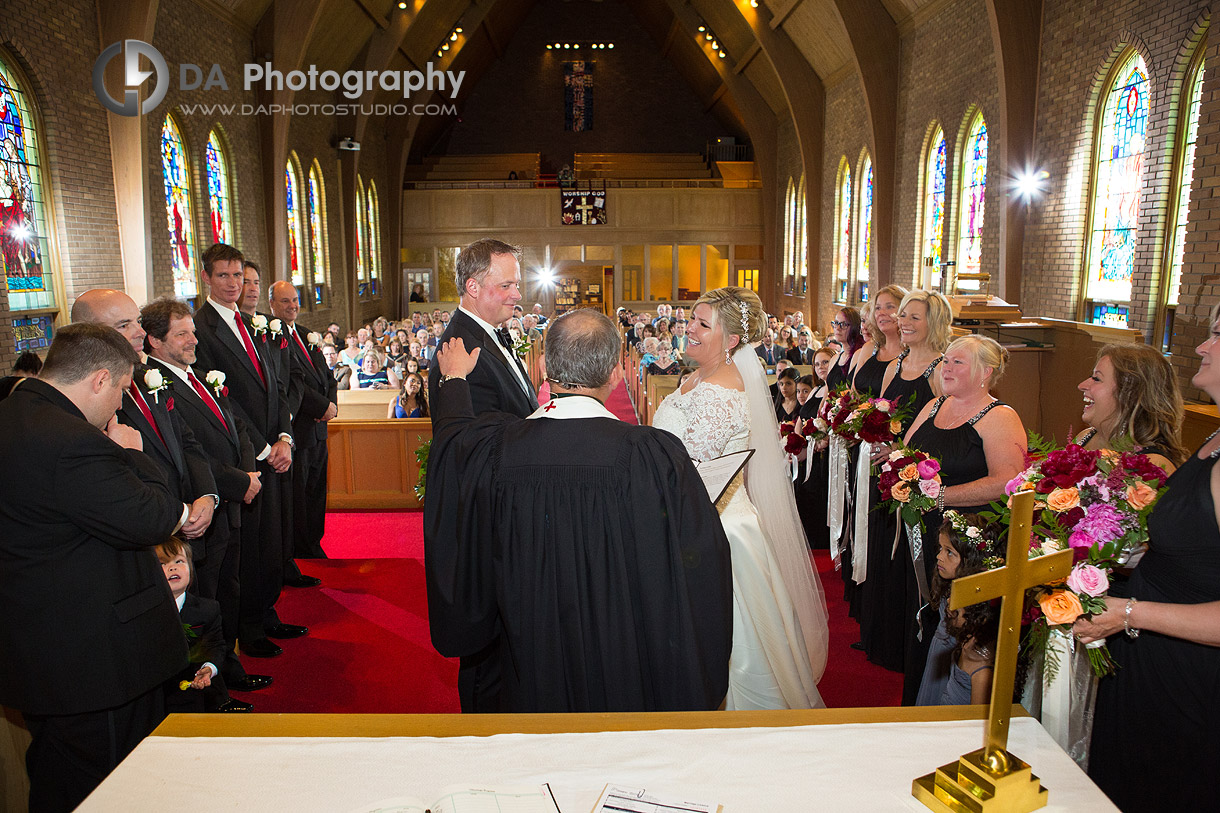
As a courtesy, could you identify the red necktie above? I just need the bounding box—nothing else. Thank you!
[234,314,267,386]
[292,327,311,365]
[129,384,167,447]
[188,371,229,432]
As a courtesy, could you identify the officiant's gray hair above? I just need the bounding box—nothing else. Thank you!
[545,309,621,388]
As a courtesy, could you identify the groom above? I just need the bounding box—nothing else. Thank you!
[425,310,733,712]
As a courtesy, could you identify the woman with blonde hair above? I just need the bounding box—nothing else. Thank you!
[653,286,828,709]
[1076,342,1185,473]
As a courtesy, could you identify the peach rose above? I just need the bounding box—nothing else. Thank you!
[899,464,920,481]
[891,481,912,503]
[1126,481,1157,511]
[1038,590,1084,626]
[890,419,903,435]
[1045,487,1080,513]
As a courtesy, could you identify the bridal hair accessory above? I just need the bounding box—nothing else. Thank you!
[739,301,750,338]
[945,510,1003,568]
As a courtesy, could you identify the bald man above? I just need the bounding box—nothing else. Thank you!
[71,289,217,541]
[269,280,337,562]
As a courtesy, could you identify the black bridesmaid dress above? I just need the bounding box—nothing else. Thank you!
[858,354,941,671]
[796,388,830,550]
[824,354,858,598]
[1088,444,1220,811]
[900,396,1002,703]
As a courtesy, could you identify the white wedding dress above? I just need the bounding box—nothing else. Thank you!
[654,379,826,710]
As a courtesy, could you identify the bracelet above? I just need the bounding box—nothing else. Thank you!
[936,487,946,512]
[1124,598,1140,639]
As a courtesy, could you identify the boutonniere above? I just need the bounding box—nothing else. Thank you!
[205,370,229,398]
[307,332,323,350]
[143,368,170,403]
[269,318,284,339]
[250,314,268,337]
[512,333,531,359]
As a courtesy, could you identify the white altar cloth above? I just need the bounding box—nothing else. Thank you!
[80,717,1116,811]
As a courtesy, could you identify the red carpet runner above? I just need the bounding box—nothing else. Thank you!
[238,380,900,711]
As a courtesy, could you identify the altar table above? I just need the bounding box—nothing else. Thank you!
[79,705,1115,811]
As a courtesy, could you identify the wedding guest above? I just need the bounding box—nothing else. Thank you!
[646,340,680,376]
[338,332,362,369]
[385,339,408,375]
[410,282,427,302]
[323,345,351,390]
[786,329,818,366]
[388,372,429,419]
[0,350,42,400]
[1075,303,1220,812]
[355,352,398,390]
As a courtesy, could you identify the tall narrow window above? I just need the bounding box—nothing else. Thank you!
[796,173,807,295]
[285,156,305,292]
[856,155,873,303]
[355,177,367,298]
[783,178,795,295]
[1163,48,1206,348]
[921,125,947,289]
[1085,50,1149,326]
[307,160,328,306]
[0,53,56,319]
[367,180,380,297]
[957,112,988,288]
[160,114,197,301]
[205,129,233,244]
[834,159,852,303]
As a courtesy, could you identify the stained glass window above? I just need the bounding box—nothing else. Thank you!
[160,114,197,300]
[856,154,873,301]
[1085,51,1149,323]
[835,159,852,303]
[957,112,988,287]
[286,157,304,288]
[307,161,328,305]
[0,55,54,313]
[922,126,946,289]
[783,178,795,295]
[355,177,367,298]
[1167,55,1205,311]
[367,180,380,297]
[796,173,807,295]
[205,130,233,244]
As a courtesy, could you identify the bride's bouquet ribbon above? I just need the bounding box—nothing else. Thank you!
[827,435,847,563]
[852,440,873,585]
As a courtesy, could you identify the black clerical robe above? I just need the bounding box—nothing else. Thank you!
[425,382,733,713]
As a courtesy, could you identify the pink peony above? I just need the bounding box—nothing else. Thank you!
[1066,563,1109,598]
[1075,503,1126,545]
[917,459,941,479]
[919,478,941,498]
[1005,472,1029,496]
[1068,529,1096,549]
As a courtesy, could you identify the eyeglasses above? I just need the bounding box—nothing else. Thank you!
[830,320,850,329]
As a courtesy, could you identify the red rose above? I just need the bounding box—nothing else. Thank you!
[1121,452,1168,487]
[784,433,807,455]
[779,421,796,436]
[1035,477,1057,494]
[879,470,900,490]
[1060,505,1085,529]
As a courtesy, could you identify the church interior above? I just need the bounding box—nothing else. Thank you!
[2,0,1219,808]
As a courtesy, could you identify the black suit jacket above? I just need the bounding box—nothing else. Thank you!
[117,363,217,504]
[428,308,537,418]
[192,301,292,448]
[146,358,255,529]
[287,322,338,447]
[0,380,188,715]
[786,347,815,366]
[260,314,306,427]
[756,344,783,366]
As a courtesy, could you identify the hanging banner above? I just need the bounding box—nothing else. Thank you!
[561,190,606,225]
[563,61,594,131]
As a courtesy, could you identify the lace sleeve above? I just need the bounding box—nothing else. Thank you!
[679,384,750,462]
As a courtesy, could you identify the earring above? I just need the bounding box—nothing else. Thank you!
[725,348,733,365]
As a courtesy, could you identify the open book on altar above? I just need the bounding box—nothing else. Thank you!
[352,785,560,813]
[693,449,753,504]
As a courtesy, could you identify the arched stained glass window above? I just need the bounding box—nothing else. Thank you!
[1166,52,1205,313]
[205,130,233,244]
[921,125,947,288]
[285,156,305,289]
[835,159,852,303]
[0,54,55,314]
[783,178,795,295]
[796,173,807,295]
[957,112,988,288]
[160,114,197,300]
[367,180,380,297]
[1085,50,1149,326]
[856,154,873,303]
[307,161,328,306]
[355,177,367,298]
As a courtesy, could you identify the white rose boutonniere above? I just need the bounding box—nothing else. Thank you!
[143,368,169,403]
[250,314,269,337]
[307,331,323,349]
[205,370,228,398]
[268,318,283,338]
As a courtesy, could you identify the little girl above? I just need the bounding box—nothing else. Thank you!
[916,511,999,705]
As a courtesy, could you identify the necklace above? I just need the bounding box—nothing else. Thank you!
[939,395,994,427]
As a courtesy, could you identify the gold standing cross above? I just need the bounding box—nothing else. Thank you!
[913,490,1074,812]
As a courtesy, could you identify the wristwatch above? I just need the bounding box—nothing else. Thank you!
[278,432,295,450]
[439,375,466,388]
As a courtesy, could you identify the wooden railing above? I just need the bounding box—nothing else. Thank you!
[327,419,431,510]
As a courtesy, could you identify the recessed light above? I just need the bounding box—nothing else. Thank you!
[607,43,613,49]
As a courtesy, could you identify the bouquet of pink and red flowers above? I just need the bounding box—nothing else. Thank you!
[818,385,913,446]
[984,437,1170,677]
[818,384,859,439]
[877,445,943,528]
[779,420,807,456]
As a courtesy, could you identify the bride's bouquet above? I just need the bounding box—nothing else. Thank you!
[983,440,1169,678]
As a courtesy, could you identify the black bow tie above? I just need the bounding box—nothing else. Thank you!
[495,328,514,350]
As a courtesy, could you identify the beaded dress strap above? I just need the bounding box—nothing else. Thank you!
[922,355,944,379]
[1075,427,1098,447]
[893,346,912,374]
[967,400,1005,426]
[927,396,948,417]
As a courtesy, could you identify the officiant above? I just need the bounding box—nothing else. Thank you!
[424,309,733,712]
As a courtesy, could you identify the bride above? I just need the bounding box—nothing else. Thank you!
[653,287,828,709]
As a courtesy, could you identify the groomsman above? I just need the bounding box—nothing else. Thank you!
[269,279,338,561]
[193,243,306,659]
[141,298,273,696]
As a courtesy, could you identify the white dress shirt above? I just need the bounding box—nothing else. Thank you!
[458,305,532,395]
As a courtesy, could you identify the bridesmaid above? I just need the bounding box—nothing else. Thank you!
[823,307,865,600]
[797,347,838,551]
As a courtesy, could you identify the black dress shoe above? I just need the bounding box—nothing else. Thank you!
[230,674,274,692]
[217,698,254,712]
[240,638,283,658]
[285,574,322,588]
[265,623,308,639]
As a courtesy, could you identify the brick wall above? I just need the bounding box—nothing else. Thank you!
[818,75,869,334]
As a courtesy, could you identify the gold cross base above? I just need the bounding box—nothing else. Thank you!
[912,748,1048,813]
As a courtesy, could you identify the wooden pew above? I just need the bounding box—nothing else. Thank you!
[327,419,432,510]
[337,389,398,420]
